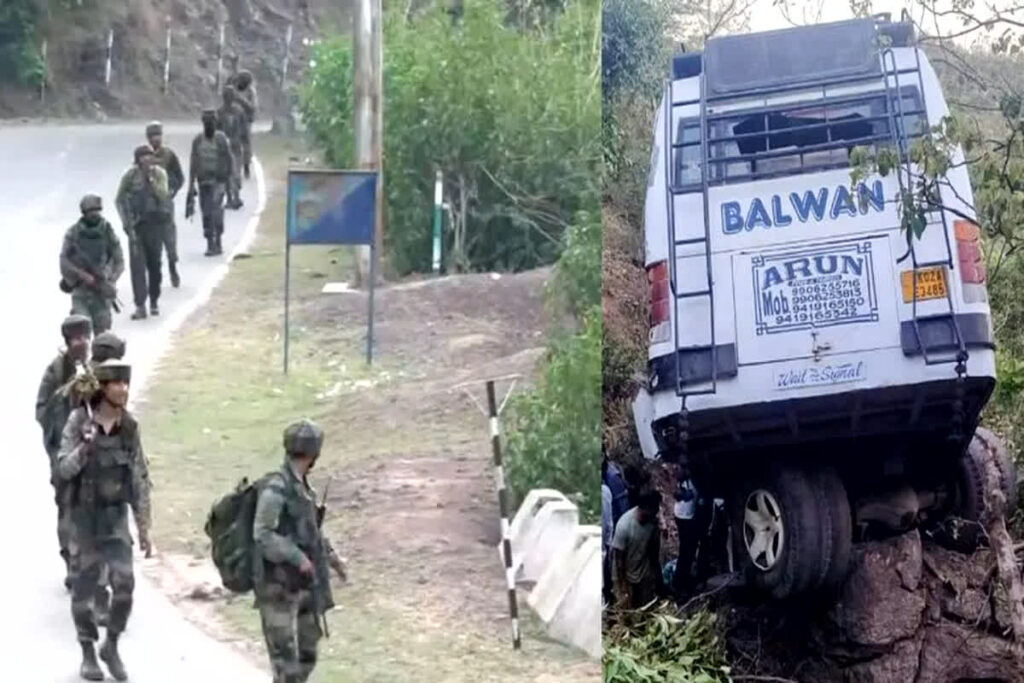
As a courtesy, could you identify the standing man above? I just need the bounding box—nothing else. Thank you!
[56,359,151,682]
[187,109,234,257]
[610,490,664,610]
[231,70,257,179]
[146,121,185,288]
[672,468,699,600]
[116,145,170,320]
[253,419,345,683]
[217,85,246,209]
[35,314,92,589]
[60,195,125,334]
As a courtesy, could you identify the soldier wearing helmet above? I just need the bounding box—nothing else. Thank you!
[186,108,234,256]
[217,85,246,210]
[145,121,185,288]
[91,331,127,365]
[35,314,93,588]
[56,359,151,682]
[59,195,125,334]
[252,419,346,683]
[229,69,257,179]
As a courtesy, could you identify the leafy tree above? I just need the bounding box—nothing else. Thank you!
[0,0,44,87]
[300,0,600,276]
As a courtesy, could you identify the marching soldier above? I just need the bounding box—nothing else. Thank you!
[253,419,346,683]
[146,121,185,288]
[35,314,93,588]
[230,70,257,179]
[187,109,234,256]
[116,146,170,320]
[217,85,246,209]
[60,195,125,334]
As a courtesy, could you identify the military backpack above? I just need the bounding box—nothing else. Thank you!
[205,475,268,593]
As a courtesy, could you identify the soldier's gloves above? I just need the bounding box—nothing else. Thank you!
[298,555,315,577]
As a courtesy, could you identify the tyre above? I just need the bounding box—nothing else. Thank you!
[810,467,853,592]
[729,465,823,600]
[955,427,1018,531]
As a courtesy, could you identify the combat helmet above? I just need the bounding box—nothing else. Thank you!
[146,120,163,137]
[94,359,131,384]
[79,194,103,213]
[61,314,92,341]
[91,331,126,363]
[283,418,325,457]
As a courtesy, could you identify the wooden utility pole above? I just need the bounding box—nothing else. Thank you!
[371,0,384,269]
[352,0,378,287]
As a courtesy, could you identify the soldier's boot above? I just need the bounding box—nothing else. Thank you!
[131,305,147,320]
[79,641,104,681]
[150,299,160,317]
[214,234,224,255]
[99,633,128,681]
[204,236,217,257]
[169,261,180,288]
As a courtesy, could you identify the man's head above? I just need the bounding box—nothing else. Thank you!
[236,70,252,89]
[636,490,661,525]
[79,194,103,226]
[91,331,126,364]
[201,108,217,136]
[61,314,93,361]
[146,121,163,150]
[283,418,325,472]
[134,145,154,170]
[94,359,131,408]
[222,85,235,104]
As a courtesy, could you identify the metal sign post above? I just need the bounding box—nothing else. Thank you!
[284,169,379,374]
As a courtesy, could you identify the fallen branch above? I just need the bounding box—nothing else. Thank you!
[978,433,1024,641]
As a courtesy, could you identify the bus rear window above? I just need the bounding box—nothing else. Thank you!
[671,86,925,189]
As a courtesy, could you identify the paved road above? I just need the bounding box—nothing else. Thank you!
[0,122,267,681]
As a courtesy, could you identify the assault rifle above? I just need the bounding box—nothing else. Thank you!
[60,245,122,313]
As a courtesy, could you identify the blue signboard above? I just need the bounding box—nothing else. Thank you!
[287,170,377,245]
[284,169,380,372]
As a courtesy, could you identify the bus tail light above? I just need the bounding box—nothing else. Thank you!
[648,260,671,344]
[954,219,986,285]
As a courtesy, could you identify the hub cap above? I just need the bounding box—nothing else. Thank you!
[743,489,784,571]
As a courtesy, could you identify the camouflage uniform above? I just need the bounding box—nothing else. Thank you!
[116,147,170,318]
[253,420,336,683]
[217,86,246,207]
[231,71,257,178]
[147,122,185,287]
[56,360,151,681]
[35,314,92,584]
[189,110,235,256]
[60,196,125,335]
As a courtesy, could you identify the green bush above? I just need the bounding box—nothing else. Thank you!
[0,0,44,87]
[300,0,600,276]
[503,305,601,521]
[603,605,731,683]
[554,207,601,314]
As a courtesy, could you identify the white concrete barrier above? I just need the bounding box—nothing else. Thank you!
[543,536,601,659]
[499,488,568,575]
[528,525,600,622]
[518,500,579,584]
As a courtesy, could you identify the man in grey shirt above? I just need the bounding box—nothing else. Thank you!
[610,490,663,609]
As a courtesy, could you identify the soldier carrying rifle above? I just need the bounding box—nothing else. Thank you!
[59,195,125,334]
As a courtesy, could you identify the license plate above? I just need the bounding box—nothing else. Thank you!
[900,267,948,303]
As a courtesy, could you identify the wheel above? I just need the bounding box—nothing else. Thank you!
[810,467,853,592]
[955,427,1018,533]
[729,465,823,599]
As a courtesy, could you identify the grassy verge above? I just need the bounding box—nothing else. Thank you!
[137,133,599,681]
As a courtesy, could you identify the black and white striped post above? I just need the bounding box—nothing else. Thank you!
[487,379,521,650]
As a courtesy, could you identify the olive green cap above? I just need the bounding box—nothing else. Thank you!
[94,359,131,383]
[91,331,126,362]
[283,419,325,457]
[79,194,103,213]
[61,314,93,340]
